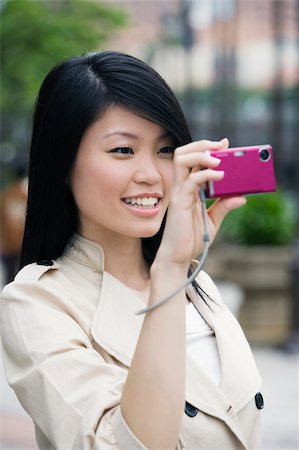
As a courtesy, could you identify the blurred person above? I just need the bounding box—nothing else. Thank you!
[0,164,27,284]
[0,51,263,450]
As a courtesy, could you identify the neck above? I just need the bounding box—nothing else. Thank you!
[107,239,148,283]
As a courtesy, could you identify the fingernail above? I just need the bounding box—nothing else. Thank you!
[213,157,221,165]
[220,138,228,144]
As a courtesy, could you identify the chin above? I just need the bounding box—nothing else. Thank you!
[140,231,160,239]
[128,224,162,239]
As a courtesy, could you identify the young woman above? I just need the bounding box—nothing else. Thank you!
[0,51,263,450]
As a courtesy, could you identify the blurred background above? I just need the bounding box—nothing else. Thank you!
[0,0,298,449]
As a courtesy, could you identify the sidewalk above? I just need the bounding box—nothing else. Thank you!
[0,343,298,450]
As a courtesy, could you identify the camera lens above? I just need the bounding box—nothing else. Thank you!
[259,148,270,162]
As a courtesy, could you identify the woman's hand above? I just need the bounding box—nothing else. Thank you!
[156,138,246,268]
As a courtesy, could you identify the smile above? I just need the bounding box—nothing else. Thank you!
[122,197,159,209]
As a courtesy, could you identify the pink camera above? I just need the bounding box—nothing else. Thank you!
[206,144,276,198]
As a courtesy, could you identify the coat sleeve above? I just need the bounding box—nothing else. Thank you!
[0,279,185,450]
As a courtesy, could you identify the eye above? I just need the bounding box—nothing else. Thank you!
[158,146,175,157]
[110,147,134,155]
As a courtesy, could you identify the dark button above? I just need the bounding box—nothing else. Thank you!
[185,401,198,417]
[255,392,264,410]
[36,260,54,266]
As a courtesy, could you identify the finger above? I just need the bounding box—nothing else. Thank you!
[170,170,224,207]
[174,152,222,172]
[182,169,224,192]
[208,196,247,231]
[173,153,221,184]
[175,137,229,156]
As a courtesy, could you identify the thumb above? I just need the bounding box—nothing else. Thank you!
[208,196,247,231]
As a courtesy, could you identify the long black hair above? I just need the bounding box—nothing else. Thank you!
[20,51,192,268]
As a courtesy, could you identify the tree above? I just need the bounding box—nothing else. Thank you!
[0,0,126,162]
[1,0,126,114]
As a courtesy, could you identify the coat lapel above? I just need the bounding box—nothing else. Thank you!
[91,271,145,367]
[187,281,261,414]
[185,356,249,449]
[185,278,262,449]
[91,269,261,449]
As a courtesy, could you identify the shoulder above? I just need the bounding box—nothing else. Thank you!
[0,259,69,311]
[15,259,59,282]
[0,258,89,350]
[0,256,99,335]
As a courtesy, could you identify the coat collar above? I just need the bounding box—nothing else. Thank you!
[67,235,261,449]
[64,233,105,271]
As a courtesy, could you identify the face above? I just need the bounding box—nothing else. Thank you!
[70,106,175,243]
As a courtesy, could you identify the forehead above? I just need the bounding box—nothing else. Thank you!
[85,106,171,142]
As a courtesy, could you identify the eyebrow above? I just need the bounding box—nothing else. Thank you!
[102,130,172,141]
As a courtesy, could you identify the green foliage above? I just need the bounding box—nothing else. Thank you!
[1,0,126,115]
[219,190,296,245]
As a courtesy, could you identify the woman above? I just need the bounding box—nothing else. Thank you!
[0,51,263,450]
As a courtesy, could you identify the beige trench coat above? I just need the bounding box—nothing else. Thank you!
[0,234,263,450]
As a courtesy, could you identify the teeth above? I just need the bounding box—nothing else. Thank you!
[123,197,159,207]
[147,197,157,206]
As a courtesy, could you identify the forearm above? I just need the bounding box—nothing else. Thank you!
[121,262,187,450]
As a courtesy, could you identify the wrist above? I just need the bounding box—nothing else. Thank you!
[153,246,190,271]
[150,257,189,281]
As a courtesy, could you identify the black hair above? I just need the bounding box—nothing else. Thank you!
[20,50,214,306]
[21,50,192,268]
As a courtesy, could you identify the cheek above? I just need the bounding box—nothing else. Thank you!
[70,158,125,210]
[71,159,101,208]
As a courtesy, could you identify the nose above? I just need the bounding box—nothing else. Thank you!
[133,155,162,185]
